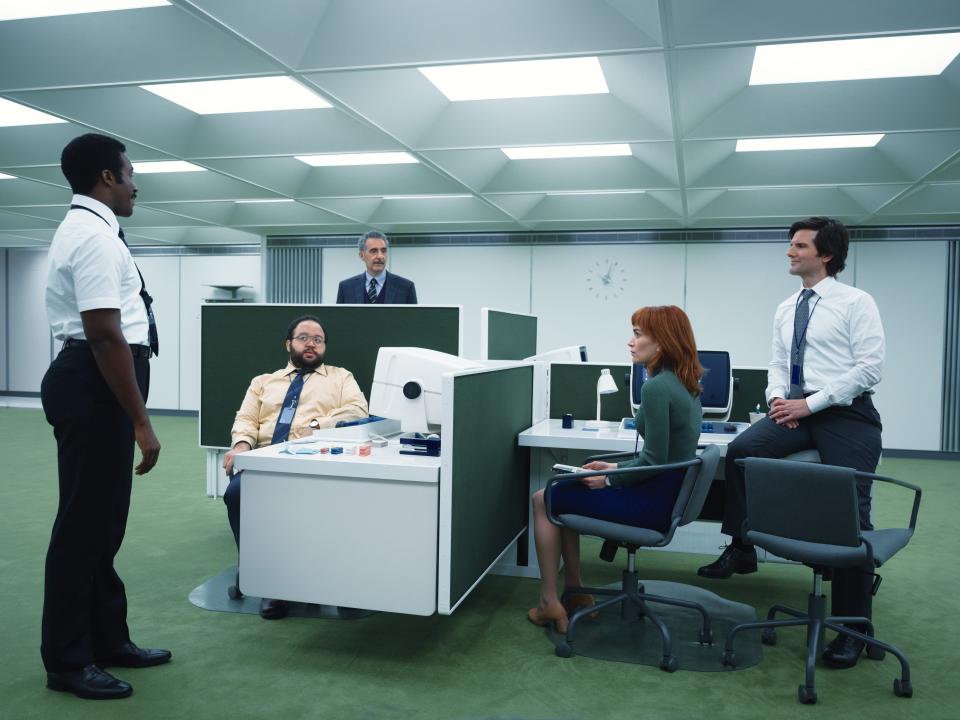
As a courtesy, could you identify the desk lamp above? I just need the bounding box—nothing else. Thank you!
[584,368,618,430]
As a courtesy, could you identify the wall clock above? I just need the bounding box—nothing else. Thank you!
[586,259,626,300]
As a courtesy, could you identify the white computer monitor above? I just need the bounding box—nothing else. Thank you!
[628,350,732,419]
[368,347,482,432]
[524,345,588,363]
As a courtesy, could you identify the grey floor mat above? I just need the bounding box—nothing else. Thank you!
[188,566,373,620]
[544,579,763,672]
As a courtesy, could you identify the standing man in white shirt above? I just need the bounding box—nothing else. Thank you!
[698,217,885,670]
[41,134,168,700]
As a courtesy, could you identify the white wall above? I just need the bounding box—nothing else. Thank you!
[686,243,799,367]
[855,241,947,451]
[8,249,51,392]
[136,256,181,410]
[178,255,261,411]
[390,245,531,359]
[531,243,686,363]
[321,247,362,303]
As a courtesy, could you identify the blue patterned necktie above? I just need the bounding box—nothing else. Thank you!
[271,369,310,444]
[367,277,378,303]
[788,289,816,399]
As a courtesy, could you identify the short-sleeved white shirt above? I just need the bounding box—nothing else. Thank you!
[45,194,149,345]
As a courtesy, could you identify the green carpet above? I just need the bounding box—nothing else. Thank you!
[1,407,956,719]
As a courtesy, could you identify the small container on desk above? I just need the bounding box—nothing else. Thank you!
[399,432,441,457]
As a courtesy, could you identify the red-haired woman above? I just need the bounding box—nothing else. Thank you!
[528,305,704,632]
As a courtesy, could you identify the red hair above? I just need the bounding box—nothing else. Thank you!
[631,305,703,396]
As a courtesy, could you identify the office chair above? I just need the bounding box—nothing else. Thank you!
[545,444,722,671]
[721,457,921,704]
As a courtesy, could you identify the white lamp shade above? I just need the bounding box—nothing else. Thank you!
[597,368,618,395]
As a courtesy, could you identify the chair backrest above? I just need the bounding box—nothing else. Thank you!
[743,458,861,546]
[674,444,722,527]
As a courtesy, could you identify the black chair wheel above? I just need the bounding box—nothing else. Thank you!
[699,628,714,645]
[721,650,736,668]
[866,644,886,661]
[660,655,678,673]
[227,584,243,600]
[893,679,913,698]
[798,685,818,704]
[555,643,573,658]
[761,628,777,646]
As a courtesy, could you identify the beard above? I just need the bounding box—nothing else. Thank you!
[290,347,324,370]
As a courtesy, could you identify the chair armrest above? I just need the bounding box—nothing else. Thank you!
[856,472,922,532]
[586,450,640,462]
[544,458,701,525]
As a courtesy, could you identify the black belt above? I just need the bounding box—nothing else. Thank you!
[63,337,152,360]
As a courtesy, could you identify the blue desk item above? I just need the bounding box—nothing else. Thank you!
[336,415,387,428]
[701,422,739,434]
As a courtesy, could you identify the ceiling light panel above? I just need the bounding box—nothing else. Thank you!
[0,98,66,127]
[0,172,16,180]
[736,134,884,152]
[502,144,632,160]
[419,57,608,101]
[750,33,960,85]
[0,1,168,22]
[295,152,418,167]
[132,161,206,173]
[140,77,331,114]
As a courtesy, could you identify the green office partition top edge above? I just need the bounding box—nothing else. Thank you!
[200,305,460,448]
[486,310,537,361]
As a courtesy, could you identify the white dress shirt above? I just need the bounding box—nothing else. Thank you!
[45,194,149,345]
[766,275,884,414]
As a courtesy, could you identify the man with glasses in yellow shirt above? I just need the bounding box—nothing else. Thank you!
[222,314,368,618]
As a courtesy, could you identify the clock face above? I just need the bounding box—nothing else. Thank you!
[585,259,626,300]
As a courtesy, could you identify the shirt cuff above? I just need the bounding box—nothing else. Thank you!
[232,436,255,450]
[804,391,829,414]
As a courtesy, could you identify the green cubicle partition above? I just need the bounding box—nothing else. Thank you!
[481,308,537,361]
[731,367,768,422]
[200,304,461,448]
[549,362,632,422]
[438,364,533,614]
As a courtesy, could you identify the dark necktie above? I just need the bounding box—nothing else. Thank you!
[367,277,378,303]
[69,204,159,356]
[788,288,816,399]
[118,227,160,357]
[271,369,310,444]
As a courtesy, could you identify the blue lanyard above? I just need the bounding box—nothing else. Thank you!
[792,292,821,354]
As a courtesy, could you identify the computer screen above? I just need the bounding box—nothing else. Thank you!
[524,345,588,363]
[698,350,732,416]
[629,350,732,418]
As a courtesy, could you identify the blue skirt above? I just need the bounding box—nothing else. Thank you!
[548,467,686,533]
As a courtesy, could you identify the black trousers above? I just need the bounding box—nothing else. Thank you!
[722,396,882,623]
[40,343,150,672]
[223,472,241,548]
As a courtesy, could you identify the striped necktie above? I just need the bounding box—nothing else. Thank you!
[788,289,816,399]
[367,277,378,303]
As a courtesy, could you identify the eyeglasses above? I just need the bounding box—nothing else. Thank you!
[293,334,325,345]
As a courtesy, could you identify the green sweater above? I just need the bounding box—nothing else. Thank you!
[614,369,702,485]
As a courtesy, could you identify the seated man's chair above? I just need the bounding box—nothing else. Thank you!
[546,444,722,671]
[722,457,921,704]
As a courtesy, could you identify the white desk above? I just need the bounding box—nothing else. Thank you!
[235,441,442,616]
[514,419,748,573]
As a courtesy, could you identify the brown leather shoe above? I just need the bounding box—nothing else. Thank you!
[527,602,569,633]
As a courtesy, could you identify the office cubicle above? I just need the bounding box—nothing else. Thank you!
[730,367,768,423]
[549,362,632,422]
[479,308,538,361]
[199,304,462,448]
[438,363,533,614]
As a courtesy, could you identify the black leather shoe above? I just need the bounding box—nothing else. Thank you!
[98,642,172,668]
[47,665,132,700]
[822,634,865,669]
[259,598,289,619]
[697,545,758,579]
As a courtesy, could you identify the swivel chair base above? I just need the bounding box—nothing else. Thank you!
[227,568,243,600]
[555,548,713,672]
[722,573,912,704]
